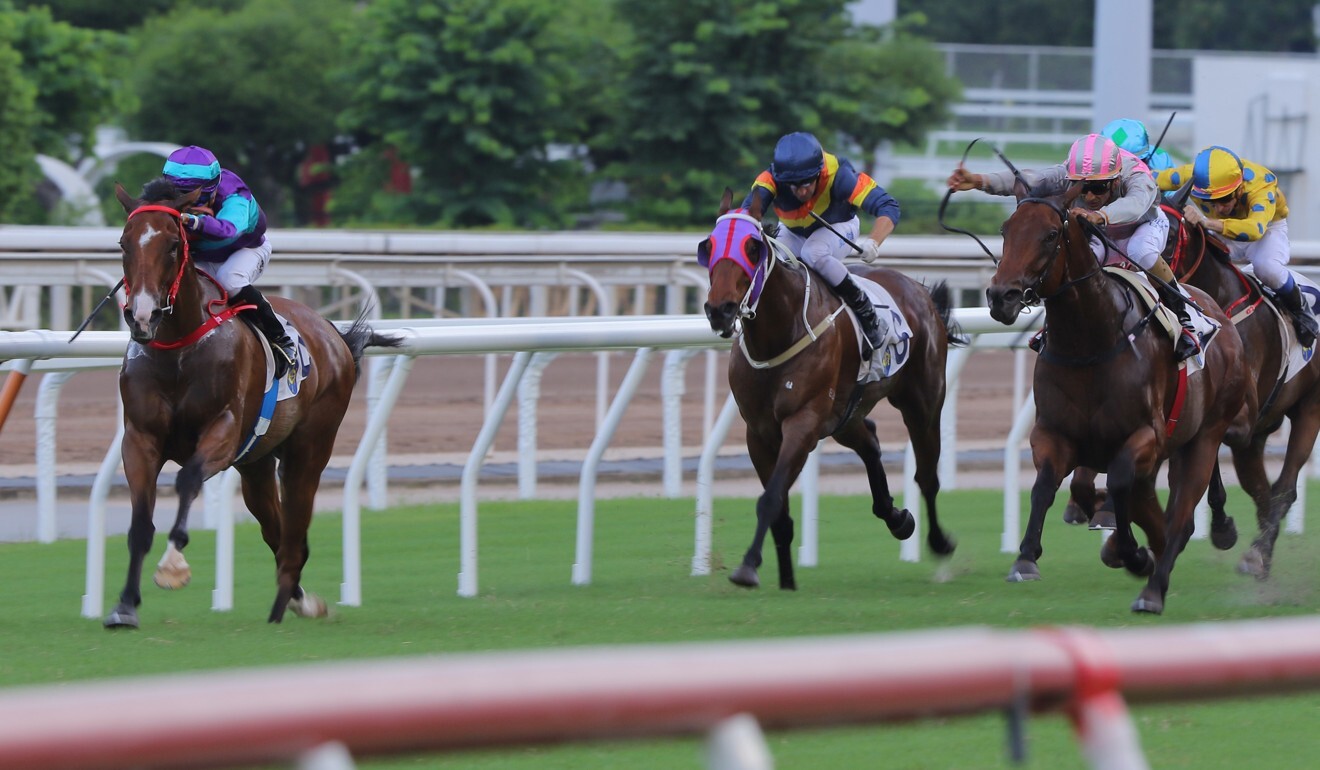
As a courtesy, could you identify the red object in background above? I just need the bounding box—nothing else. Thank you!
[384,146,412,194]
[297,144,335,227]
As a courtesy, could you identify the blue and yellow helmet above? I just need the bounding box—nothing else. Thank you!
[1190,146,1244,200]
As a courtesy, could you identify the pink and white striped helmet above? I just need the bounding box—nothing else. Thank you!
[1065,134,1123,181]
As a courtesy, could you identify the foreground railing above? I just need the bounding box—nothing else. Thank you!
[2,616,1319,770]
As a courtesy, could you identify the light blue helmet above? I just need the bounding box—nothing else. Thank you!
[1100,118,1153,158]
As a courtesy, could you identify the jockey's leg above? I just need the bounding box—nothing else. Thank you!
[1245,219,1314,348]
[1147,257,1200,362]
[1276,277,1317,348]
[833,274,885,359]
[230,285,296,378]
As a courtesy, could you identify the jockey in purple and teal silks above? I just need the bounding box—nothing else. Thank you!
[162,145,296,376]
[741,132,900,360]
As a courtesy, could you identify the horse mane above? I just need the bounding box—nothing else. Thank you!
[140,176,185,204]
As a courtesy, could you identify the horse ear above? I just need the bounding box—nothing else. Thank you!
[180,188,202,209]
[749,194,764,222]
[719,187,733,216]
[1012,176,1030,202]
[114,182,137,214]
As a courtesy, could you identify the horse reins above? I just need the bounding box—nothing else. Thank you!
[123,204,253,350]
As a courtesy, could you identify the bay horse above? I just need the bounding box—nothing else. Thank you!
[987,179,1252,613]
[107,180,400,628]
[701,188,965,590]
[1070,209,1320,579]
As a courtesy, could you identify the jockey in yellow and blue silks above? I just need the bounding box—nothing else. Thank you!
[742,132,900,359]
[162,145,296,376]
[1155,145,1316,348]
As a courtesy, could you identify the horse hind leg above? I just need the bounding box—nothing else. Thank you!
[1244,406,1320,580]
[151,457,206,590]
[1063,468,1099,525]
[832,418,915,543]
[897,405,957,558]
[263,433,337,621]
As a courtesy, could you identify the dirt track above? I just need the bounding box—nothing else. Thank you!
[0,349,1024,471]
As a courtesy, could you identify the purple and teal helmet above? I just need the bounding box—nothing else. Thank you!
[162,145,221,199]
[770,132,824,185]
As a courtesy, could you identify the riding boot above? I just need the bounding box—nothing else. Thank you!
[1154,280,1201,362]
[834,274,886,359]
[230,285,297,379]
[1276,283,1318,349]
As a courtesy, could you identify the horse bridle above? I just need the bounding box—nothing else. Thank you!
[124,204,193,315]
[1012,197,1104,309]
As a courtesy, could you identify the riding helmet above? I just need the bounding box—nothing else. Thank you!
[770,132,824,185]
[1065,134,1123,181]
[1190,146,1245,200]
[163,145,222,198]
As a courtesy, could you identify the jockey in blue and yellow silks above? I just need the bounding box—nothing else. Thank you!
[741,132,900,359]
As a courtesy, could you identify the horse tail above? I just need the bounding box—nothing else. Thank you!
[335,311,404,378]
[928,280,969,348]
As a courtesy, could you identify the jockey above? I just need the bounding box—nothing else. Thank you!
[948,133,1200,362]
[1101,118,1176,172]
[1157,145,1317,348]
[162,145,297,377]
[743,132,900,360]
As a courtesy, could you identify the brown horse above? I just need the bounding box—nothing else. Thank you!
[987,180,1252,613]
[1070,211,1320,578]
[701,189,965,590]
[107,180,400,628]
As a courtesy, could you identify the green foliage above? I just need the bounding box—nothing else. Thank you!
[0,3,125,160]
[818,17,962,157]
[339,0,584,228]
[0,20,38,221]
[887,177,1010,236]
[120,0,355,224]
[13,0,179,32]
[901,0,1318,53]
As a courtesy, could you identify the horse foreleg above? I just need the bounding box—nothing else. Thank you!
[731,423,812,591]
[832,418,914,542]
[1133,437,1218,614]
[1205,459,1237,550]
[1009,431,1076,582]
[1103,433,1161,585]
[106,429,164,629]
[1247,405,1320,580]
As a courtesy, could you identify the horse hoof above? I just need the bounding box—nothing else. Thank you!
[1131,594,1164,614]
[1099,534,1124,569]
[289,591,329,619]
[930,533,957,558]
[103,605,139,629]
[1062,501,1089,525]
[1237,549,1270,581]
[1089,509,1117,530]
[1210,517,1239,550]
[728,564,760,589]
[1006,560,1041,582]
[779,579,797,591]
[153,565,191,590]
[886,510,916,541]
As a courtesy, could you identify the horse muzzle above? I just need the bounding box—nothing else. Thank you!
[124,305,162,344]
[986,285,1023,325]
[704,301,737,338]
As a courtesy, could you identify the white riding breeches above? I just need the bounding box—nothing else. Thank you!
[1090,215,1169,271]
[197,235,273,294]
[776,216,859,287]
[1216,218,1291,290]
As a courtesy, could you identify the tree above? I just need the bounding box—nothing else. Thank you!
[0,32,38,221]
[339,0,582,227]
[120,0,354,224]
[13,0,179,32]
[818,18,962,169]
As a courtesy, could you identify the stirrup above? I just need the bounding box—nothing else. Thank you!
[1174,328,1200,362]
[270,336,296,378]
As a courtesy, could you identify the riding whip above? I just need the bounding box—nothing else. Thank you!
[1149,111,1176,157]
[68,278,125,343]
[807,209,863,254]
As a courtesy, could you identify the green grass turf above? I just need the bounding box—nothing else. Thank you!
[2,485,1319,768]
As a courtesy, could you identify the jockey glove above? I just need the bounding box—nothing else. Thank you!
[180,213,204,231]
[857,237,883,264]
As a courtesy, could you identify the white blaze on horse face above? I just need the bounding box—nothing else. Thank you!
[128,222,165,331]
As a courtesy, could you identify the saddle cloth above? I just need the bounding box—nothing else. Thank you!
[1238,266,1319,380]
[846,276,913,384]
[1102,267,1218,375]
[256,314,311,402]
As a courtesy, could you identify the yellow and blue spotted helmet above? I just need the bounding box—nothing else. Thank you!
[1190,146,1243,200]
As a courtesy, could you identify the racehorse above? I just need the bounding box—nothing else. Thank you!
[701,188,965,590]
[1069,210,1320,579]
[986,178,1252,613]
[106,180,400,628]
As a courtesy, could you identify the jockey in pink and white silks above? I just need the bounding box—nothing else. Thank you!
[742,132,900,360]
[948,133,1200,362]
